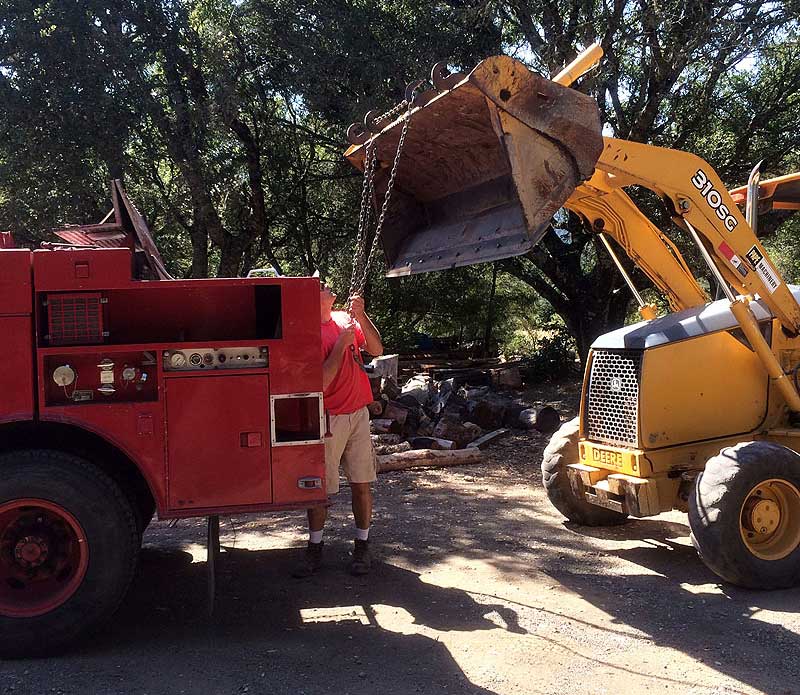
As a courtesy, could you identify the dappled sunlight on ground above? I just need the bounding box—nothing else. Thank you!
[3,385,800,693]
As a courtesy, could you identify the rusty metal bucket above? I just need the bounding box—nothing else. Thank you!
[344,55,603,276]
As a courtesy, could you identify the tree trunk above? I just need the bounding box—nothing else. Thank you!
[483,262,498,357]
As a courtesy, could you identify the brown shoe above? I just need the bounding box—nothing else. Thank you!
[292,541,323,578]
[349,539,372,576]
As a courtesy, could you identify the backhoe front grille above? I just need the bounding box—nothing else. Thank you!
[585,349,642,448]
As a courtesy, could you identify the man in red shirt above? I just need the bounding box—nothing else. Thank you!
[294,280,383,577]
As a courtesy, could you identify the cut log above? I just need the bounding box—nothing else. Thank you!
[519,408,537,429]
[489,366,522,389]
[384,401,410,426]
[503,403,526,428]
[377,448,484,473]
[410,436,455,450]
[461,386,490,400]
[371,418,401,434]
[469,398,508,430]
[467,428,510,449]
[395,394,421,410]
[371,433,403,445]
[374,441,412,455]
[381,377,402,401]
[368,354,399,381]
[534,406,561,434]
[367,400,385,417]
[519,406,561,433]
[416,414,435,437]
[401,374,431,405]
[433,417,482,449]
[368,375,382,400]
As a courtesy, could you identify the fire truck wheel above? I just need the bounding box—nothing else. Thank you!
[689,442,800,589]
[0,449,139,657]
[128,488,156,539]
[541,418,629,526]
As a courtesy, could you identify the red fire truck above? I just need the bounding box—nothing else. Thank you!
[0,182,327,657]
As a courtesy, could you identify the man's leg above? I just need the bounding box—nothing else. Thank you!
[350,482,372,534]
[341,408,377,575]
[307,505,327,540]
[349,482,373,575]
[292,414,344,578]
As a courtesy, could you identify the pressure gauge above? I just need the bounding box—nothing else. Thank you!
[53,365,76,387]
[122,367,137,382]
[170,352,187,369]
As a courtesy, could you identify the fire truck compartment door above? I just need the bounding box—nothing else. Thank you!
[166,374,272,509]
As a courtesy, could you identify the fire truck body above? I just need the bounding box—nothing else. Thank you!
[0,221,327,656]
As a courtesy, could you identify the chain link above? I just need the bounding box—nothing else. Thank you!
[348,103,413,308]
[372,99,409,127]
[348,143,377,299]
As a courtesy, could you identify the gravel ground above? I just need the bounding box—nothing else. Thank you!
[3,381,800,694]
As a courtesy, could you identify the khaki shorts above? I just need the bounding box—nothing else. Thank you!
[325,406,377,494]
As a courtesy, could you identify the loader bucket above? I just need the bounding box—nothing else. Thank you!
[344,55,603,276]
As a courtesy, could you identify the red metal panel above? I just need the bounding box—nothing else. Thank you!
[38,404,166,514]
[268,278,323,394]
[0,317,34,421]
[32,249,133,291]
[166,375,272,510]
[271,444,326,505]
[0,250,32,315]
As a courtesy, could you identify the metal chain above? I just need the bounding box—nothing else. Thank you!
[348,143,378,299]
[348,103,413,305]
[372,99,409,127]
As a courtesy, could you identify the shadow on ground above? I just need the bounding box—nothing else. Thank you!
[70,542,509,695]
[548,517,800,695]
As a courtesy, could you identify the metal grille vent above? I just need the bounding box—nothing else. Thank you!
[586,349,642,447]
[47,293,104,346]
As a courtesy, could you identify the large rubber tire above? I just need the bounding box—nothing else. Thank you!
[0,450,139,658]
[127,486,156,539]
[541,417,628,526]
[689,441,800,589]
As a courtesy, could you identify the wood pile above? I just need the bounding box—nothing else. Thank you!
[364,354,561,472]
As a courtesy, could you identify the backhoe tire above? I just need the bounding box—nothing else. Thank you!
[689,442,800,589]
[541,417,628,527]
[0,450,139,658]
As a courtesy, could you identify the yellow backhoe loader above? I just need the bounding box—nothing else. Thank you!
[344,45,800,589]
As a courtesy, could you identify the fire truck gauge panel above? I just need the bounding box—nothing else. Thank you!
[162,346,269,372]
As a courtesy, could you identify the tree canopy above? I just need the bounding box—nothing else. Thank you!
[2,0,799,369]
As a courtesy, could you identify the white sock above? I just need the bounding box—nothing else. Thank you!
[309,529,324,544]
[355,526,369,541]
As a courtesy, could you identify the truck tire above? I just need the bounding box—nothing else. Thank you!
[689,441,800,589]
[127,486,156,539]
[541,418,628,526]
[0,450,139,657]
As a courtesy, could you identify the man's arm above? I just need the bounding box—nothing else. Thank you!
[322,326,355,389]
[350,295,383,356]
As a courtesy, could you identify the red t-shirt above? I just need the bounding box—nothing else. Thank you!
[321,311,373,415]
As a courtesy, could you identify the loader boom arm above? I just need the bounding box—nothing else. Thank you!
[595,138,800,334]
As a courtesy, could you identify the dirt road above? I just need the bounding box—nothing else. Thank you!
[3,387,800,694]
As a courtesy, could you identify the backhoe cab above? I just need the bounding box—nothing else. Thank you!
[346,45,800,589]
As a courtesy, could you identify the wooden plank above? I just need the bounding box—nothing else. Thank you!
[467,428,510,449]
